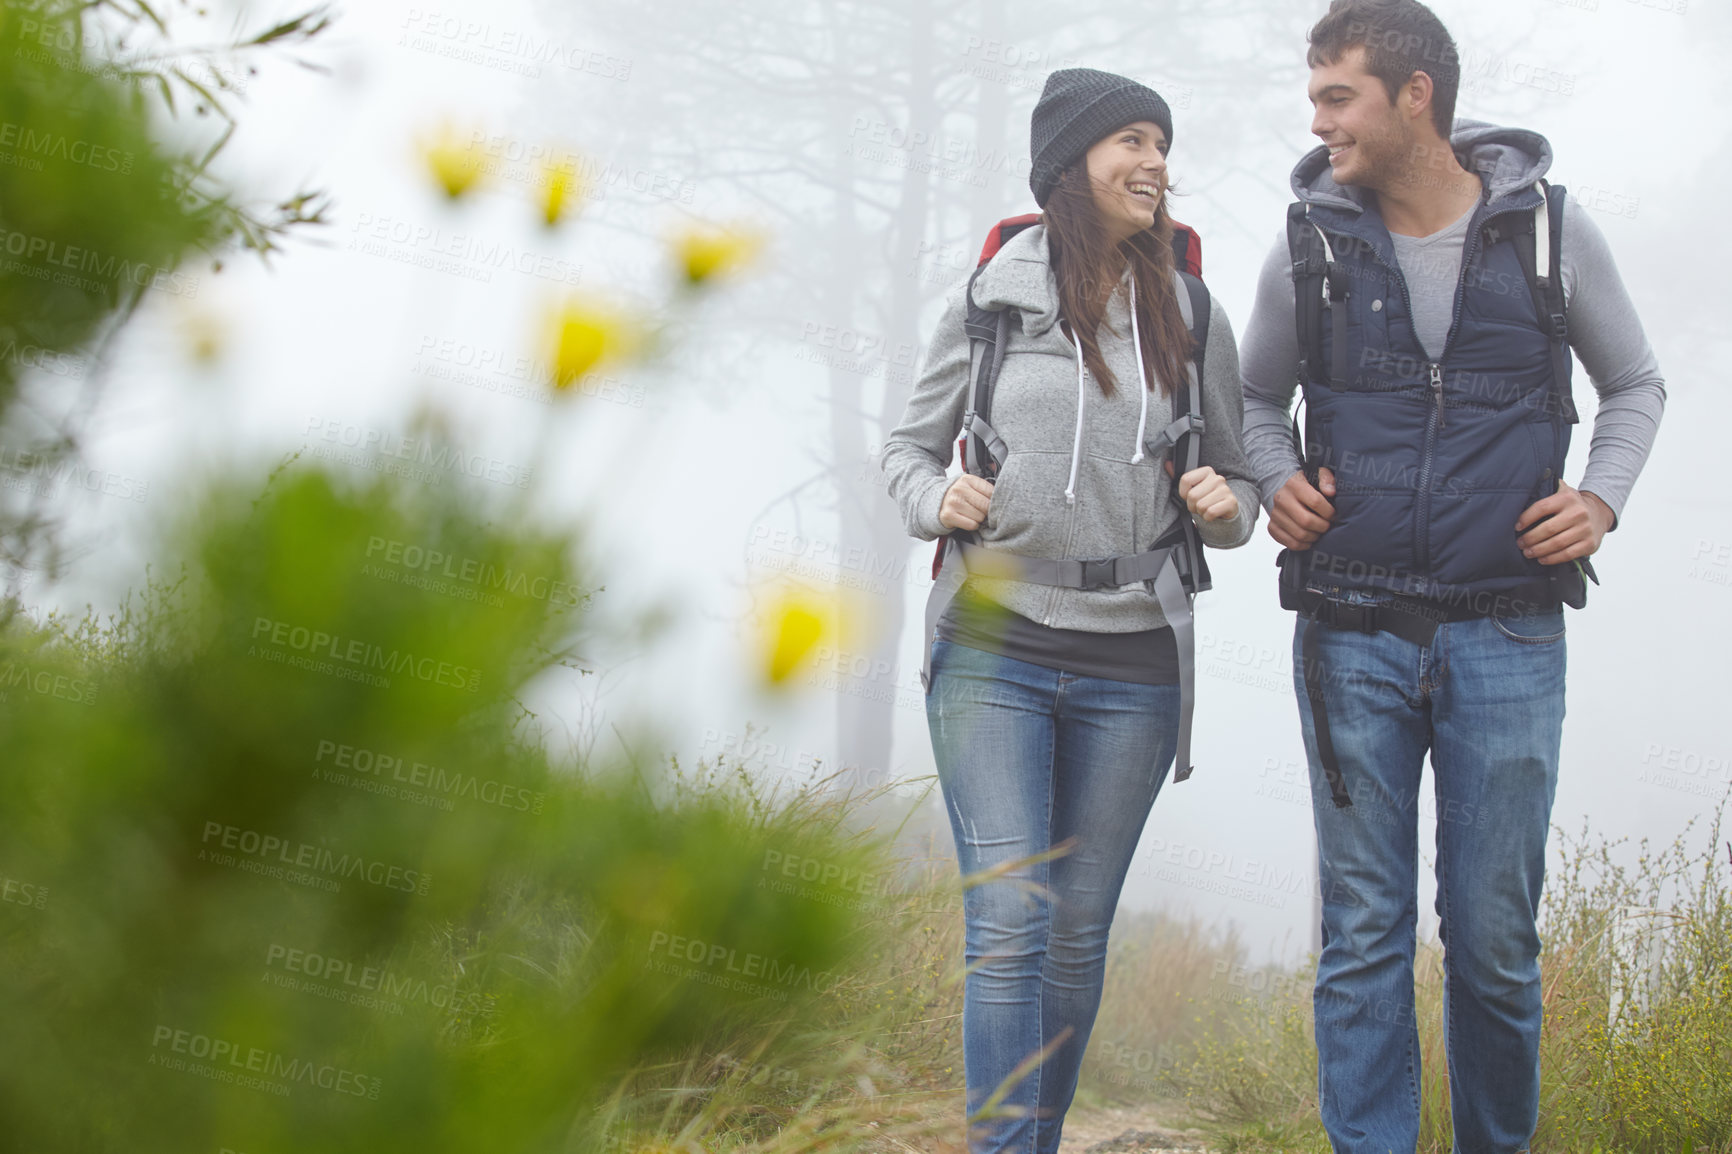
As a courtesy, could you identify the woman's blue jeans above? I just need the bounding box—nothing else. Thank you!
[925,638,1179,1154]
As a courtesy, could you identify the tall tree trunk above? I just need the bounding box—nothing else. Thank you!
[830,0,936,783]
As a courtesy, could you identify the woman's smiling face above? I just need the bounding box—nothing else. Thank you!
[1083,120,1168,242]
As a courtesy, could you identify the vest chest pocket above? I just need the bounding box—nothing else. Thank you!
[1328,261,1399,392]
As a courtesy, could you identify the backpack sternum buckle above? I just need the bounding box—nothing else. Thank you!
[1075,557,1122,591]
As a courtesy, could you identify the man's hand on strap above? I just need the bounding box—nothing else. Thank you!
[1268,466,1336,550]
[1515,481,1613,564]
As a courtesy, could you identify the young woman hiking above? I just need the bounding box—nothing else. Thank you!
[879,68,1260,1154]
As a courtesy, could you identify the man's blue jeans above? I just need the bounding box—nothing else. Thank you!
[1293,600,1567,1154]
[925,638,1180,1154]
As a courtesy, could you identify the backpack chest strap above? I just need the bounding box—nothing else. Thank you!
[956,539,1180,591]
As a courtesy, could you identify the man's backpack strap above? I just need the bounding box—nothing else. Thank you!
[1286,202,1348,392]
[1494,179,1592,601]
[1279,202,1340,620]
[1500,180,1576,426]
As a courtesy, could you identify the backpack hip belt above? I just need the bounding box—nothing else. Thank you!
[923,533,1201,781]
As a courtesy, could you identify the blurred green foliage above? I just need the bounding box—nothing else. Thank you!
[0,466,886,1152]
[0,5,907,1149]
[0,0,330,581]
[0,0,222,403]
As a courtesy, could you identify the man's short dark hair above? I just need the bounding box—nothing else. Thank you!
[1307,0,1460,139]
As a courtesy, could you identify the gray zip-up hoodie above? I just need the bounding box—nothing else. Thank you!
[880,221,1260,632]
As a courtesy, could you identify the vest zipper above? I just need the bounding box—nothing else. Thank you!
[1374,201,1506,578]
[1338,195,1539,586]
[1366,227,1439,579]
[1416,386,1440,576]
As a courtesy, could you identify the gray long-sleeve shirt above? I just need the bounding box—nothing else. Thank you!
[1240,195,1666,528]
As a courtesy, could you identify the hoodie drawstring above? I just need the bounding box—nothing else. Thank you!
[1064,326,1086,504]
[1129,276,1150,465]
[1064,277,1154,504]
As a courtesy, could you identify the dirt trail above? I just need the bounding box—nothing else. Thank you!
[1057,1104,1212,1153]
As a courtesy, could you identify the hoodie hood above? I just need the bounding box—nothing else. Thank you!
[967,220,1066,337]
[1290,118,1553,214]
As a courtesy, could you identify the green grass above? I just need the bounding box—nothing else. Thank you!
[1092,800,1732,1154]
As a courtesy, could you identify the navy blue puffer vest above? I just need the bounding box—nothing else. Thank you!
[1296,183,1577,613]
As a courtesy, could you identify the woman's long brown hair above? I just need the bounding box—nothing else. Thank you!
[1041,163,1192,399]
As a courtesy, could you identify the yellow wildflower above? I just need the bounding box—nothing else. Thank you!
[761,590,830,685]
[539,155,586,227]
[671,222,765,286]
[421,122,485,200]
[542,296,642,392]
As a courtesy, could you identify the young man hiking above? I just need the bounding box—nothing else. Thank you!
[1237,1,1666,1150]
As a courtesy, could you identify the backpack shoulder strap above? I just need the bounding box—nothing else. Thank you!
[1160,268,1212,595]
[1286,201,1346,391]
[1501,179,1577,424]
[960,264,1010,479]
[1173,270,1209,476]
[1179,270,1209,372]
[958,216,1046,477]
[1539,179,1574,423]
[1143,270,1209,471]
[928,265,1006,583]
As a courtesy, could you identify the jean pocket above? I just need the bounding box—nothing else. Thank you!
[1492,607,1566,644]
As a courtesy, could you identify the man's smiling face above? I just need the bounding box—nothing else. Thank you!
[1308,44,1413,190]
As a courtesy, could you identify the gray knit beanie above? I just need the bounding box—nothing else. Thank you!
[1029,68,1173,208]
